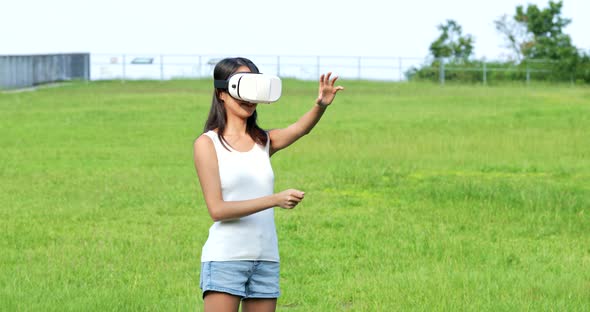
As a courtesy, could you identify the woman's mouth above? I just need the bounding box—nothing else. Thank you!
[240,101,257,109]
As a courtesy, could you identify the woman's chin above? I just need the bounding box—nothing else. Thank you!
[240,102,257,114]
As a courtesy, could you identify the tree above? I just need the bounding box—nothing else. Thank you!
[512,0,578,61]
[494,14,532,62]
[429,20,475,62]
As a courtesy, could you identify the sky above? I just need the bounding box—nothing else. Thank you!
[3,0,589,60]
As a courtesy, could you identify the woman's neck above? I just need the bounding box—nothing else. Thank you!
[223,114,248,136]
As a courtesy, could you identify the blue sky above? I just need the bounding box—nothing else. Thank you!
[4,0,589,59]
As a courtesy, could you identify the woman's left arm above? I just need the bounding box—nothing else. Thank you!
[269,72,344,156]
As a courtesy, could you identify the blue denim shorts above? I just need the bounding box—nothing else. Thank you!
[200,261,280,299]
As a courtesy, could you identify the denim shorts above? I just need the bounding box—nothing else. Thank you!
[200,261,280,299]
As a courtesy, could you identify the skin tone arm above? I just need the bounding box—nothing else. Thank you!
[269,72,344,155]
[194,72,342,222]
[194,135,305,222]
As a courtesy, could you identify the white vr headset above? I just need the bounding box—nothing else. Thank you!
[214,73,282,104]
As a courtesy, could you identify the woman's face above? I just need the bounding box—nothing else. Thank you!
[220,65,258,119]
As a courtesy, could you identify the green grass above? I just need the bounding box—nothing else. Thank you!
[1,80,589,311]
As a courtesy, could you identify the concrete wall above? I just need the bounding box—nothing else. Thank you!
[0,53,89,90]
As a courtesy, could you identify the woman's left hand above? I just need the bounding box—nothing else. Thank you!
[316,72,344,107]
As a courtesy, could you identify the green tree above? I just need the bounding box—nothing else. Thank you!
[429,20,474,62]
[494,14,532,62]
[513,0,578,61]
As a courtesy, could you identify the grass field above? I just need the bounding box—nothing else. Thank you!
[1,79,589,311]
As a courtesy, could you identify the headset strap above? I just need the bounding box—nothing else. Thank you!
[214,80,228,89]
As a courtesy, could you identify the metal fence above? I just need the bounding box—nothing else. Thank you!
[0,53,582,89]
[0,53,90,90]
[421,59,571,85]
[90,53,572,84]
[90,54,426,82]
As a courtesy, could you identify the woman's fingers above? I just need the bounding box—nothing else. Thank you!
[290,191,305,200]
[278,189,305,209]
[330,75,338,86]
[319,72,343,89]
[320,72,335,85]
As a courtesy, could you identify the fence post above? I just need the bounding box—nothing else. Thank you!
[357,57,361,80]
[122,54,126,83]
[198,55,202,78]
[84,54,90,83]
[526,60,530,85]
[316,56,321,78]
[399,57,402,81]
[483,60,487,85]
[160,55,164,81]
[439,58,445,85]
[60,54,66,81]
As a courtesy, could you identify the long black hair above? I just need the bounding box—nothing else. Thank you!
[203,57,267,151]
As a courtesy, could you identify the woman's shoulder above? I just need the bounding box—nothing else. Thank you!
[196,129,218,141]
[194,131,216,150]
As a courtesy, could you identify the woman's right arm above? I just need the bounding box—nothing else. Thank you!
[193,135,305,222]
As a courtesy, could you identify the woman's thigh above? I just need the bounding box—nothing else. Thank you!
[241,298,277,312]
[204,291,240,312]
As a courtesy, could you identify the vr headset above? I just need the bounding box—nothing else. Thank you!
[214,73,282,104]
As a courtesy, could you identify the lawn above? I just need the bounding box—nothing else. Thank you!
[1,79,589,311]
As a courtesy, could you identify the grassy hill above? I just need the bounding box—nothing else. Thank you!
[1,80,589,310]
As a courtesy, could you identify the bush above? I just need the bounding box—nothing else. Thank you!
[407,57,590,84]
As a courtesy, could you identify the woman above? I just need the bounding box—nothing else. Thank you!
[193,57,343,312]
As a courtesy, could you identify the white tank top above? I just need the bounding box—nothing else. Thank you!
[200,130,279,262]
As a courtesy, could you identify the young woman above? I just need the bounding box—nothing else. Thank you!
[193,57,343,312]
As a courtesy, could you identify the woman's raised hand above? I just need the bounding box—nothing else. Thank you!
[275,189,305,209]
[316,72,344,107]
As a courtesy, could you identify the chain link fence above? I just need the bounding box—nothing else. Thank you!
[0,53,89,90]
[407,58,586,85]
[90,53,580,84]
[90,54,426,82]
[3,53,581,90]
